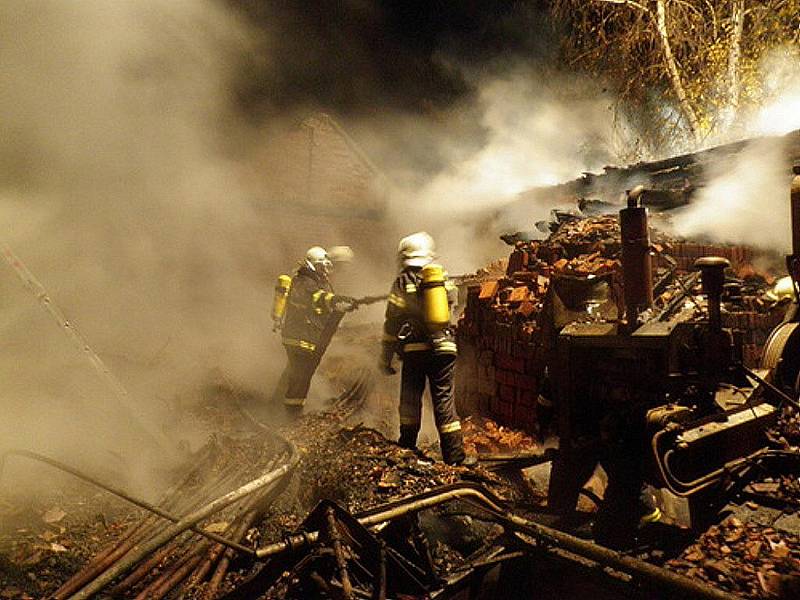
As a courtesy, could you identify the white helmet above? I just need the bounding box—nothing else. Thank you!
[398,232,435,268]
[305,246,333,275]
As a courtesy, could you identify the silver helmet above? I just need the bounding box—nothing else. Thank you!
[397,232,435,268]
[305,246,333,275]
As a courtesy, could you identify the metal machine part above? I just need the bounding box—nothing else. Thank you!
[761,321,800,394]
[548,188,790,535]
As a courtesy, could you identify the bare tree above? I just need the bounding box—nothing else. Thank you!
[551,0,800,157]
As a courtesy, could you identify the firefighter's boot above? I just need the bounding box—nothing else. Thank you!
[398,425,419,450]
[440,430,467,466]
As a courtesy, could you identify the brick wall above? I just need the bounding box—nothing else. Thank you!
[244,113,394,272]
[456,231,786,434]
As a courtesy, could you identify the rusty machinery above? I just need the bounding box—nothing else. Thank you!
[548,175,800,542]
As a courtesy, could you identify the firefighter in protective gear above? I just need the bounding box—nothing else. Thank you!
[380,232,472,466]
[278,246,356,415]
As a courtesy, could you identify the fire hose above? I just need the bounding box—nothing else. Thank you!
[254,482,740,600]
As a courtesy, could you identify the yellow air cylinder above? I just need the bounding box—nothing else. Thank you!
[421,263,450,329]
[272,275,292,323]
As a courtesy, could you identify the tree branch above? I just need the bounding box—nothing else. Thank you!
[654,0,701,141]
[595,0,651,13]
[724,0,745,130]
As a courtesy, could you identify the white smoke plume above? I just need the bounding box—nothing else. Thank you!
[749,46,800,138]
[670,137,792,254]
[668,46,799,255]
[357,63,630,274]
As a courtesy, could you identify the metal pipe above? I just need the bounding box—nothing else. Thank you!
[480,505,742,600]
[326,505,354,600]
[620,188,653,327]
[695,257,730,332]
[254,483,738,600]
[68,441,298,599]
[741,363,800,410]
[255,486,502,558]
[791,166,800,257]
[1,449,255,556]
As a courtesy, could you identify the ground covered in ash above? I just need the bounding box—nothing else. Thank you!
[2,377,800,599]
[0,382,522,599]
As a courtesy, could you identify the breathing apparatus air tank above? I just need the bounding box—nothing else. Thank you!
[272,274,292,328]
[421,263,450,330]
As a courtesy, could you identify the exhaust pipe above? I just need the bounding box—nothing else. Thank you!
[620,186,653,328]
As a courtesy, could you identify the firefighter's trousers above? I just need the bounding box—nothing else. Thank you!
[398,350,465,465]
[279,346,321,411]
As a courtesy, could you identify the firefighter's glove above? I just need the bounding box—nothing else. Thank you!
[332,296,358,313]
[379,343,397,375]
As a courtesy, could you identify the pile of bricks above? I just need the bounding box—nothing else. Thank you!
[456,216,789,433]
[456,216,626,431]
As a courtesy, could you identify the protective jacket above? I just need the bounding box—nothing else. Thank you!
[382,267,457,354]
[382,265,464,465]
[282,264,339,354]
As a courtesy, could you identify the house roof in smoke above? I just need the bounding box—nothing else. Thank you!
[510,128,800,209]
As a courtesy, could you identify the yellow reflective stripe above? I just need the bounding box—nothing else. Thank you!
[388,293,407,308]
[404,283,417,293]
[434,342,457,352]
[311,290,334,314]
[283,398,305,407]
[382,332,398,342]
[403,342,432,351]
[283,338,317,352]
[439,420,461,434]
[640,507,662,524]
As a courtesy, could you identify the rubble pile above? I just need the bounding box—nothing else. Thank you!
[285,414,520,517]
[0,431,281,600]
[667,516,800,598]
[457,214,789,432]
[461,416,540,456]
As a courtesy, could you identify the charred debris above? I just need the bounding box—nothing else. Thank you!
[3,171,800,599]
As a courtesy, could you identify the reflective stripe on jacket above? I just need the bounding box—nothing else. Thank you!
[383,267,457,354]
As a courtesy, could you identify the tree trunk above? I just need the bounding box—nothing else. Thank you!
[655,0,702,142]
[724,0,745,131]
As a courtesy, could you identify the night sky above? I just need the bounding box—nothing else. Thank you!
[229,1,556,118]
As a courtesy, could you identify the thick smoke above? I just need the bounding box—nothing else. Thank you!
[670,137,792,254]
[750,46,800,137]
[349,62,626,274]
[0,1,285,494]
[669,47,799,254]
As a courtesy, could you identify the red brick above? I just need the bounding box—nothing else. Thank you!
[517,388,537,408]
[516,373,537,391]
[518,301,536,318]
[498,384,516,404]
[497,399,514,421]
[495,352,525,373]
[479,280,499,301]
[507,249,527,274]
[508,286,529,303]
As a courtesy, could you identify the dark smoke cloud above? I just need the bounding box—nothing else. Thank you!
[228,1,556,114]
[226,0,564,194]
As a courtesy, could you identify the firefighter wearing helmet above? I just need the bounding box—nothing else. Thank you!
[275,246,356,416]
[380,232,474,466]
